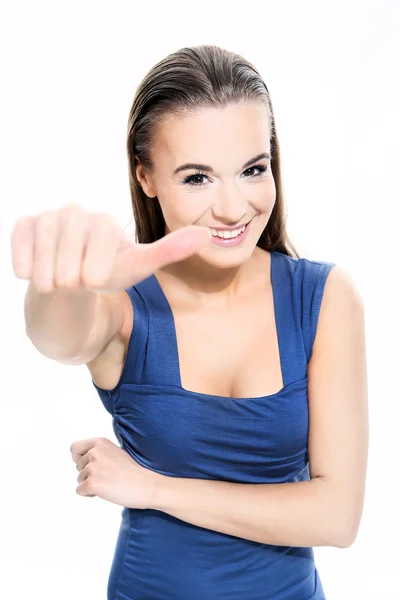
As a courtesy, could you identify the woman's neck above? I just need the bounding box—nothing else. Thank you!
[156,246,269,306]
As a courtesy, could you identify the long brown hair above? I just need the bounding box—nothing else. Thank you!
[126,44,299,259]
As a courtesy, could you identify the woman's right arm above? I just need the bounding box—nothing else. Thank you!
[24,283,125,365]
[12,203,211,367]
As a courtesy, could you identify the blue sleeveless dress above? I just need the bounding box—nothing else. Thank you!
[93,249,336,600]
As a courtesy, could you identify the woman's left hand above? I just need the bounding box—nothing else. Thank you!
[70,437,161,509]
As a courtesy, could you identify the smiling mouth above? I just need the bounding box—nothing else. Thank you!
[209,219,252,241]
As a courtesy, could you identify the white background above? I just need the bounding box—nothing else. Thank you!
[1,1,399,598]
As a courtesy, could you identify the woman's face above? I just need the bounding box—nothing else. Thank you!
[136,101,276,268]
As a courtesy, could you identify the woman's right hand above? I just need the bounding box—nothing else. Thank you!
[10,203,212,294]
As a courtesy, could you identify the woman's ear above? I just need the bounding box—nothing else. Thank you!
[134,155,157,198]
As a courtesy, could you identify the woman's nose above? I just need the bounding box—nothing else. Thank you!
[211,183,247,224]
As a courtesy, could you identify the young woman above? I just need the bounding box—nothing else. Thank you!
[14,45,368,599]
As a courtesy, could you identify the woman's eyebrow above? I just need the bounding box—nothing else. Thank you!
[172,152,271,175]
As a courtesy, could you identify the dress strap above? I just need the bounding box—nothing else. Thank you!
[295,256,337,362]
[132,274,181,386]
[271,250,308,385]
[272,251,336,383]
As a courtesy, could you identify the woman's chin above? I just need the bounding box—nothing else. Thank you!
[195,243,256,269]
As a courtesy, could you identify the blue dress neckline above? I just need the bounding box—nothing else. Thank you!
[148,249,293,401]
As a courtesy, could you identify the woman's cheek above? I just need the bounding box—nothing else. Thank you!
[159,193,202,231]
[173,192,213,226]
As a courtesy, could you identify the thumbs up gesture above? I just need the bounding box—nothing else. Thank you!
[11,203,212,294]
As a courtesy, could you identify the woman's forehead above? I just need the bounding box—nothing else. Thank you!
[154,103,270,167]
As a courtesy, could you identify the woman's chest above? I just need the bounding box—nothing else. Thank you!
[172,297,284,399]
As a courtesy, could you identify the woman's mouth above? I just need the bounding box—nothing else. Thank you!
[209,219,252,247]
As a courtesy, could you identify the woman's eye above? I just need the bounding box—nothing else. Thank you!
[184,173,208,187]
[243,164,268,177]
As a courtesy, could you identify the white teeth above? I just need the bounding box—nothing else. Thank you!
[211,224,246,239]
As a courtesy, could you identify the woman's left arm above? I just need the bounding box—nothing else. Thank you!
[151,266,369,549]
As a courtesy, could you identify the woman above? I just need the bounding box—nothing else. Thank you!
[15,45,368,599]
